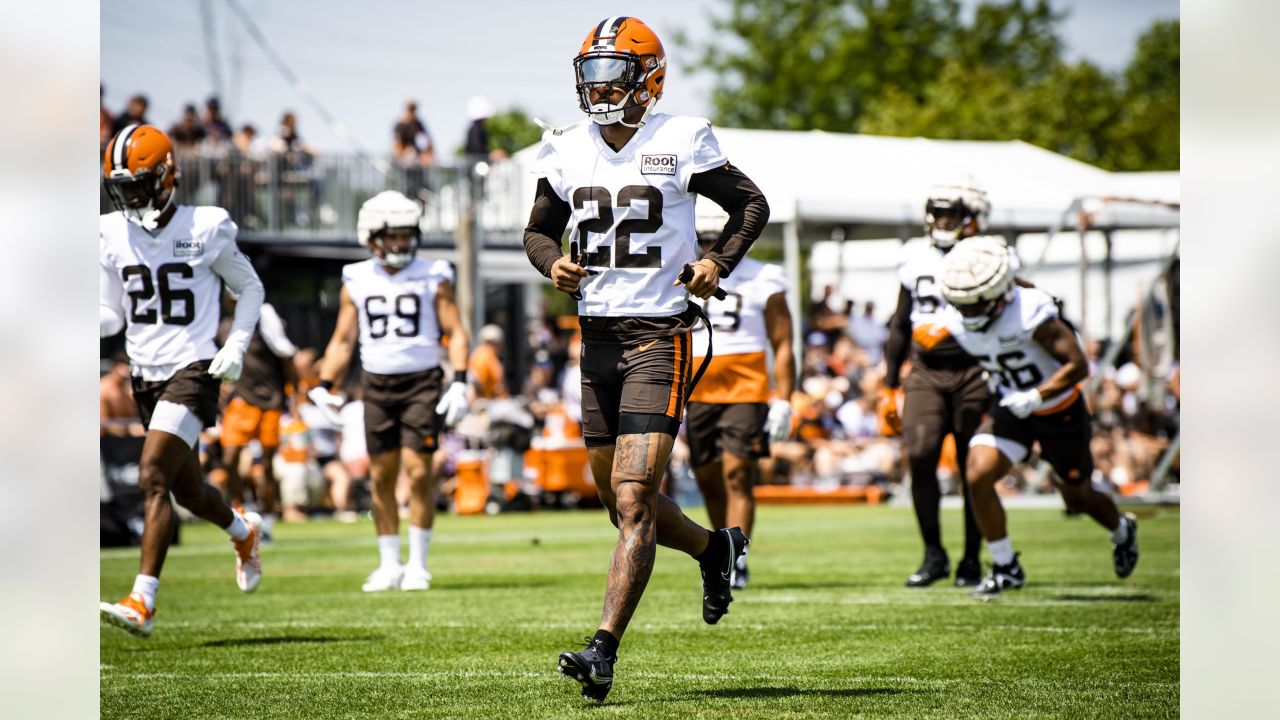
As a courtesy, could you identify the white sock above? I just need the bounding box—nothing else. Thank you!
[261,513,277,536]
[377,534,401,569]
[224,513,250,541]
[408,526,433,571]
[1111,516,1131,544]
[988,537,1015,566]
[132,575,159,611]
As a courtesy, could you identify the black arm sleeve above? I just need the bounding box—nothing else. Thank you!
[687,163,769,277]
[883,284,913,389]
[523,178,572,278]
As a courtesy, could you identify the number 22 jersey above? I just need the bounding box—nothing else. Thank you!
[530,112,728,318]
[342,257,452,375]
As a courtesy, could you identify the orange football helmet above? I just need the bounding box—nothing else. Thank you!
[574,16,666,127]
[103,124,178,229]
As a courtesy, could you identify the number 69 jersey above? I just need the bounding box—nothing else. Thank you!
[100,206,242,381]
[530,112,728,317]
[942,286,1083,415]
[688,258,787,404]
[342,257,452,375]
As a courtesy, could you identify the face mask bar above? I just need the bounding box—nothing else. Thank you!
[104,170,173,231]
[372,227,421,268]
[574,53,650,126]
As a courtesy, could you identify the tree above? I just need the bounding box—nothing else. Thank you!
[484,107,543,157]
[1105,20,1179,171]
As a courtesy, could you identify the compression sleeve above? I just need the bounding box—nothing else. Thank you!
[883,284,913,388]
[209,220,264,355]
[523,178,572,278]
[687,163,770,277]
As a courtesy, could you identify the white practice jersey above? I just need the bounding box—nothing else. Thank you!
[897,237,1020,351]
[942,286,1081,412]
[100,206,251,380]
[342,257,452,375]
[530,112,728,317]
[691,258,786,357]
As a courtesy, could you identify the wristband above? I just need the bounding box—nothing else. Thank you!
[453,370,468,385]
[320,380,334,391]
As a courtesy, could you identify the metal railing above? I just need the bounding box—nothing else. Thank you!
[100,150,530,246]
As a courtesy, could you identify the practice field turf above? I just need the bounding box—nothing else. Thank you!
[100,505,1179,718]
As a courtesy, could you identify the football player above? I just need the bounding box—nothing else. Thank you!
[686,226,794,590]
[938,236,1139,598]
[99,124,265,637]
[881,177,1002,588]
[523,17,769,703]
[309,190,470,592]
[218,299,299,541]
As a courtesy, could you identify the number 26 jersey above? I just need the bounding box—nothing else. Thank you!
[530,112,728,318]
[942,286,1082,414]
[342,257,452,375]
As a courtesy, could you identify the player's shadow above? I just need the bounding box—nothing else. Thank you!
[1049,593,1157,603]
[200,635,380,648]
[688,686,908,700]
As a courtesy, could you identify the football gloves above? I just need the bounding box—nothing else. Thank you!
[435,381,469,428]
[307,386,345,426]
[999,389,1043,418]
[764,399,792,443]
[207,347,245,382]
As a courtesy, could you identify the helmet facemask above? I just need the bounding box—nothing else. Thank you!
[574,52,660,128]
[370,227,420,269]
[925,197,976,249]
[954,290,1012,331]
[105,165,174,232]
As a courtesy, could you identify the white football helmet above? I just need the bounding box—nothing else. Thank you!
[940,236,1015,330]
[357,190,423,268]
[924,175,990,249]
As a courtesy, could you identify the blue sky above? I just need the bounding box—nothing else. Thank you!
[101,0,1179,154]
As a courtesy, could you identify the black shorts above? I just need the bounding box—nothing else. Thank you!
[362,367,444,456]
[685,402,769,468]
[130,360,220,429]
[974,392,1093,484]
[580,330,693,447]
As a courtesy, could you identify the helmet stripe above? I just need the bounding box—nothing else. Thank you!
[113,123,139,171]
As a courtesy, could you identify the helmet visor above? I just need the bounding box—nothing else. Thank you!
[576,55,640,85]
[104,173,158,210]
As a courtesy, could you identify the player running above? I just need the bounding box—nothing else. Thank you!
[938,236,1139,598]
[880,177,1002,588]
[523,17,769,703]
[309,190,470,593]
[99,124,265,637]
[686,227,794,590]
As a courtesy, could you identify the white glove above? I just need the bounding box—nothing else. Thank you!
[435,381,469,428]
[999,389,1043,418]
[207,347,245,382]
[764,399,792,443]
[307,386,345,426]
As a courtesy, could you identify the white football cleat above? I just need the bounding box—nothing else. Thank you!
[231,510,264,593]
[100,592,155,638]
[362,565,404,593]
[399,566,432,591]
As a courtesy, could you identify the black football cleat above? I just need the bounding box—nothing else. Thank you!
[701,527,749,624]
[972,553,1027,599]
[954,557,983,587]
[1112,513,1139,579]
[731,550,750,590]
[557,638,615,703]
[905,547,951,587]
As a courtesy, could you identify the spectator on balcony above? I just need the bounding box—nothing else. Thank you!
[168,103,207,150]
[111,93,149,135]
[269,111,319,228]
[204,96,233,146]
[232,124,259,157]
[393,100,435,167]
[100,84,113,148]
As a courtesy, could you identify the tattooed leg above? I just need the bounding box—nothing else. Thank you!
[598,432,662,638]
[588,441,710,557]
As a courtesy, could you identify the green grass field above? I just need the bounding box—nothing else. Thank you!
[100,505,1179,719]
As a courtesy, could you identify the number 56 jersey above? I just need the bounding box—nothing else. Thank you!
[530,112,728,318]
[943,286,1083,415]
[342,257,452,375]
[100,206,243,381]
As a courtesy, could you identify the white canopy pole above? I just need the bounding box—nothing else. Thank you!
[783,210,803,359]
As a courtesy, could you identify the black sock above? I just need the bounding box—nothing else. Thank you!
[592,629,619,659]
[695,529,725,566]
